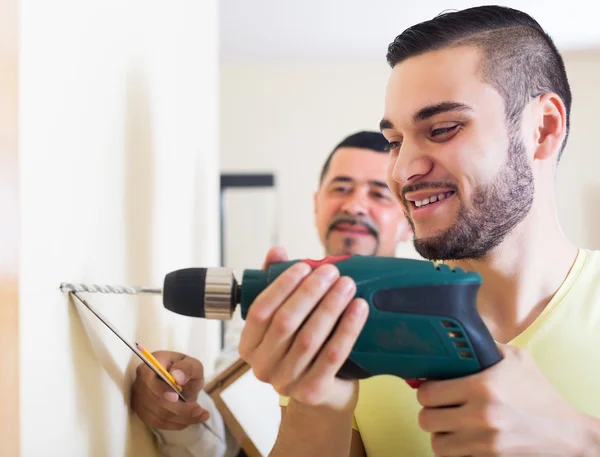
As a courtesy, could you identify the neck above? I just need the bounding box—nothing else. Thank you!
[448,203,578,343]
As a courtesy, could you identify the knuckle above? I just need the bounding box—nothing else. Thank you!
[237,343,250,360]
[253,367,271,384]
[295,386,321,406]
[309,268,337,290]
[135,363,146,376]
[324,346,344,365]
[246,307,270,327]
[296,332,315,352]
[280,268,306,289]
[273,313,295,337]
[477,379,498,402]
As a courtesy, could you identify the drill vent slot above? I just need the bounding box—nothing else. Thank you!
[453,341,468,348]
[448,331,464,339]
[441,320,458,328]
[459,351,474,359]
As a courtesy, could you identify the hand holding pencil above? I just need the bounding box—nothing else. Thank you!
[131,350,211,430]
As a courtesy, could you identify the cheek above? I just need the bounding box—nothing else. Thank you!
[450,128,509,186]
[315,200,337,228]
[375,207,404,234]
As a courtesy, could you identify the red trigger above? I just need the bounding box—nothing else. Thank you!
[405,379,423,389]
[302,255,352,269]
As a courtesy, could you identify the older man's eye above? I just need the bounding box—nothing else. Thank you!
[332,186,350,193]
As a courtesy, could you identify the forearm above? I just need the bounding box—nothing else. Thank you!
[269,399,354,457]
[579,414,600,457]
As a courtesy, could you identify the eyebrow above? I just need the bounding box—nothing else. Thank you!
[380,101,474,132]
[329,176,390,190]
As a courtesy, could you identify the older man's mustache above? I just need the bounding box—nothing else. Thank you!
[327,215,379,239]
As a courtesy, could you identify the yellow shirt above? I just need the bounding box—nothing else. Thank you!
[282,249,600,456]
[355,248,600,456]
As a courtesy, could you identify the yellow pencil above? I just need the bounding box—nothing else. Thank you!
[136,343,183,392]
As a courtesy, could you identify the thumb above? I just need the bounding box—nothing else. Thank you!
[169,356,205,397]
[261,246,289,269]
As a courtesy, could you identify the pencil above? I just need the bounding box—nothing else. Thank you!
[136,343,183,392]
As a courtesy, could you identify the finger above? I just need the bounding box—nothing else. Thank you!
[418,406,465,433]
[250,264,341,380]
[239,261,312,359]
[169,355,205,396]
[270,276,356,389]
[417,377,471,408]
[136,382,209,422]
[430,430,485,457]
[291,298,368,404]
[136,402,209,430]
[135,363,174,401]
[151,350,186,370]
[262,246,289,269]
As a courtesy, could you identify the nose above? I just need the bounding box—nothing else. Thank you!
[340,188,368,216]
[391,141,434,185]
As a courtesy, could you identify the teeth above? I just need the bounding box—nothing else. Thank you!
[414,191,453,208]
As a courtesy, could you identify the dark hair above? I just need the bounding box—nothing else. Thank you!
[386,5,572,161]
[319,131,389,184]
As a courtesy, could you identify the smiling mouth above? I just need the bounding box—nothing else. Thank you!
[411,191,455,209]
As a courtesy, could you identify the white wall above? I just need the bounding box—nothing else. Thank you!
[220,54,600,260]
[219,60,420,261]
[20,1,219,456]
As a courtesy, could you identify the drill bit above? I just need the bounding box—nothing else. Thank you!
[60,283,162,295]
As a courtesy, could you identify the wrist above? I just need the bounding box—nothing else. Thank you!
[291,380,359,414]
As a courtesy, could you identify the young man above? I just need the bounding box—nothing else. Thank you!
[130,131,414,457]
[239,6,600,457]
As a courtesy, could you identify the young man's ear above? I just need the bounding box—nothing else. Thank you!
[534,92,567,162]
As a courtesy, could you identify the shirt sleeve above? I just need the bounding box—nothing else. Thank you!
[152,390,241,457]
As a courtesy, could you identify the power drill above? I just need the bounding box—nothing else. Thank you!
[161,255,502,386]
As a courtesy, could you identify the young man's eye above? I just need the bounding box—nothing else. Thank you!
[384,141,403,152]
[430,124,460,139]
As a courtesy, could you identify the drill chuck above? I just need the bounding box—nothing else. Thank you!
[162,267,241,320]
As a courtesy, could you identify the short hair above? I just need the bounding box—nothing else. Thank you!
[319,131,389,184]
[386,5,572,161]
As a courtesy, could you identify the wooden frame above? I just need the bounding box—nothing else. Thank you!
[0,0,19,454]
[204,358,263,457]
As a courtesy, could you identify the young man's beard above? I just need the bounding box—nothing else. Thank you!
[411,134,534,261]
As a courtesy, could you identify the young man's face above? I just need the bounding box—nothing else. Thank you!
[382,45,534,260]
[314,147,411,257]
